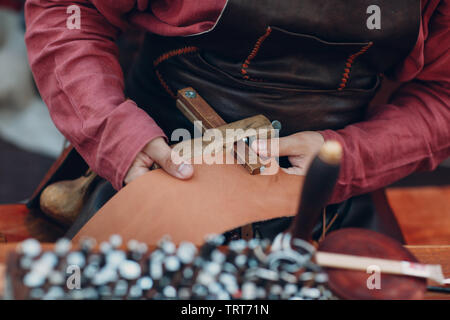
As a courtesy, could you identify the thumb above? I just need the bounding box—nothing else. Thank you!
[145,137,194,179]
[251,136,294,158]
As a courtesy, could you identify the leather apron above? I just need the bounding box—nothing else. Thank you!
[123,0,420,240]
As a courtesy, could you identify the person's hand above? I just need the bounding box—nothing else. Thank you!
[251,131,324,175]
[124,137,194,185]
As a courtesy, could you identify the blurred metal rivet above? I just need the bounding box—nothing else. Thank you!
[54,238,71,256]
[29,288,45,299]
[114,279,128,297]
[149,261,163,280]
[109,234,122,248]
[43,286,65,300]
[98,285,112,297]
[129,285,143,299]
[118,260,141,280]
[204,261,221,276]
[127,239,139,251]
[164,256,181,272]
[20,256,33,269]
[99,242,112,254]
[106,250,126,267]
[66,251,86,268]
[163,286,177,298]
[24,272,45,288]
[229,239,247,252]
[82,288,99,300]
[80,237,96,252]
[182,267,194,279]
[20,239,41,258]
[137,276,153,290]
[315,273,328,284]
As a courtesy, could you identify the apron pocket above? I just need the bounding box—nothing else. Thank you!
[200,26,376,91]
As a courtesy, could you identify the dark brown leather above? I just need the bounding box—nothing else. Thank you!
[128,0,420,137]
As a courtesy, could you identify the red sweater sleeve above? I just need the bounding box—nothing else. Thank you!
[25,0,166,190]
[320,0,450,203]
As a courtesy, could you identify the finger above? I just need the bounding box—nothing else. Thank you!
[124,152,153,185]
[124,166,150,185]
[281,166,306,175]
[251,136,296,158]
[146,138,194,179]
[134,151,154,168]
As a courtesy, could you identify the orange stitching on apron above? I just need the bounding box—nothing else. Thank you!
[153,46,199,99]
[155,69,176,99]
[241,26,272,81]
[338,42,373,91]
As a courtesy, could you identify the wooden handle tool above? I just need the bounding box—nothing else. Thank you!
[175,87,274,239]
[288,140,342,240]
[176,87,267,175]
[39,170,97,226]
[315,251,446,284]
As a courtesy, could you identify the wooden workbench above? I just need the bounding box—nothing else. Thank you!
[406,245,450,300]
[0,243,447,300]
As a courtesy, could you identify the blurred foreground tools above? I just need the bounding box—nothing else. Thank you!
[5,235,333,300]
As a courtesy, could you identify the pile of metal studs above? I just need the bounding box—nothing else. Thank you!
[11,233,335,300]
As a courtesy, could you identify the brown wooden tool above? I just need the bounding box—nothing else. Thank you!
[157,114,274,164]
[176,87,267,175]
[314,251,447,284]
[289,140,342,241]
[39,170,97,226]
[175,87,269,239]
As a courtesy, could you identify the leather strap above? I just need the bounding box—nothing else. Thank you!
[240,224,254,240]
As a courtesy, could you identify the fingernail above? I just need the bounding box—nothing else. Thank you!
[178,163,193,177]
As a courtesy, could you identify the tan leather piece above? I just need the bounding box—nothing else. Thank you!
[74,156,303,244]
